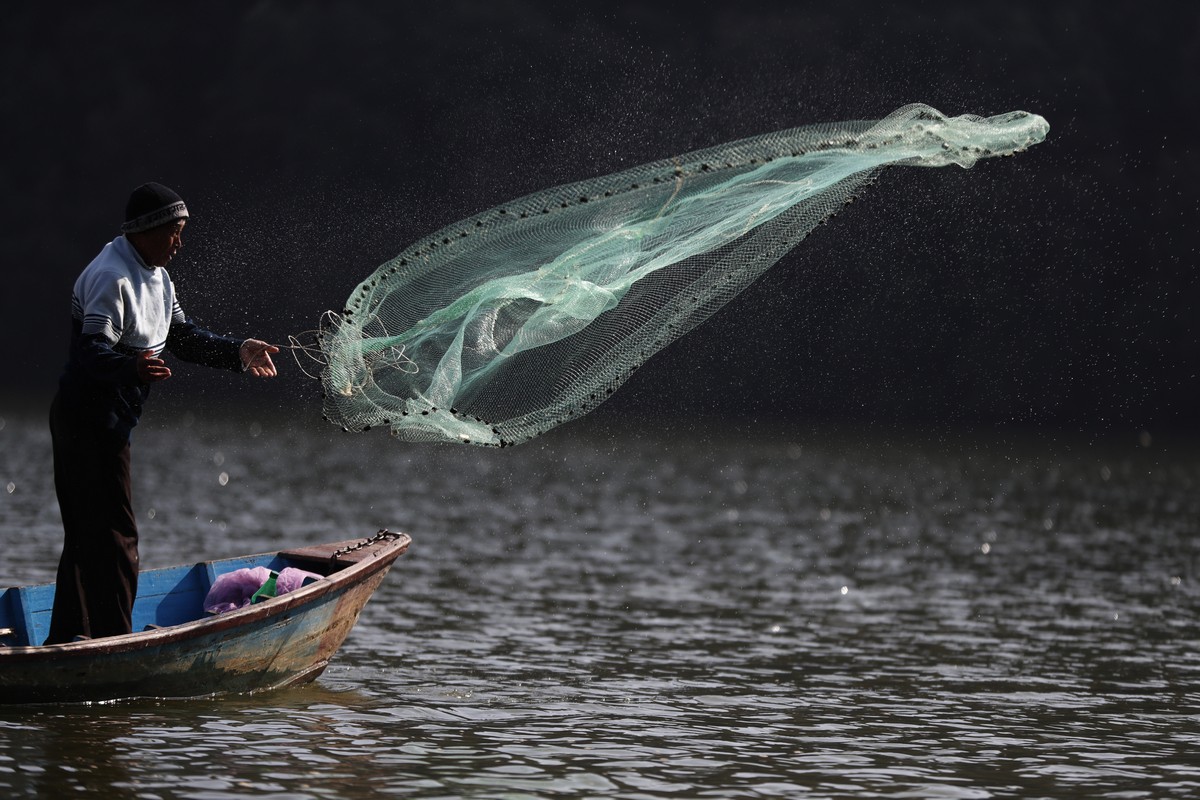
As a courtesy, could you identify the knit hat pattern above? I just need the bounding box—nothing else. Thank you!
[122,182,188,233]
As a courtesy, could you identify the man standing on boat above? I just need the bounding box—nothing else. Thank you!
[45,182,280,645]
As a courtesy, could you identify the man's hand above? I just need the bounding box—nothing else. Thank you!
[136,351,172,383]
[240,339,280,377]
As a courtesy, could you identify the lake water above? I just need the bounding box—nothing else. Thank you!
[1,407,1198,798]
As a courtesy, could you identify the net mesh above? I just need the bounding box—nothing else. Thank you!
[317,103,1048,446]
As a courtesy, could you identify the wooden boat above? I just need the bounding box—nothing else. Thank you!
[0,530,410,704]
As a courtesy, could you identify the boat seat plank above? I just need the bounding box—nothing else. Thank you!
[280,536,409,572]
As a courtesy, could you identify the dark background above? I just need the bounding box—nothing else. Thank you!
[2,1,1196,439]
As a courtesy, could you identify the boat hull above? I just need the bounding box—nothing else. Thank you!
[0,532,409,704]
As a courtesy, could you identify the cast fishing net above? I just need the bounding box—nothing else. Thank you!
[311,103,1048,446]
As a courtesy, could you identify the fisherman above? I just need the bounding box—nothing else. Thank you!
[45,182,279,645]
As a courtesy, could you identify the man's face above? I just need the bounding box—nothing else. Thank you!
[138,219,186,267]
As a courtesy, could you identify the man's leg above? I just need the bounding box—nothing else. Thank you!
[45,397,139,644]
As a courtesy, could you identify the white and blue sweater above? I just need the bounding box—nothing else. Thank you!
[58,235,243,440]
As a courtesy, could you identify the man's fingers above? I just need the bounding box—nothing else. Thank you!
[137,355,172,383]
[240,340,280,377]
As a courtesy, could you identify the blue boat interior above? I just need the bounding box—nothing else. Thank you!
[0,551,332,647]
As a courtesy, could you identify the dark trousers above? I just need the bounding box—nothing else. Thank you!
[45,395,140,644]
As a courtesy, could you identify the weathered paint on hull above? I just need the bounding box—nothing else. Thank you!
[0,534,408,704]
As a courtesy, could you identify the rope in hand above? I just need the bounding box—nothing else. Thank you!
[271,310,418,382]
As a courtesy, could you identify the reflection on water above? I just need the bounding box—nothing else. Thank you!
[1,409,1198,798]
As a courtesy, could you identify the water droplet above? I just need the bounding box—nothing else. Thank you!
[218,472,229,486]
[5,482,14,494]
[981,543,991,554]
[840,586,849,595]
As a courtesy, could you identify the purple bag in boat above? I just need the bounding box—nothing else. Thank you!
[275,567,323,595]
[204,566,272,614]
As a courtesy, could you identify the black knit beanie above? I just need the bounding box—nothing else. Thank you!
[121,182,189,233]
